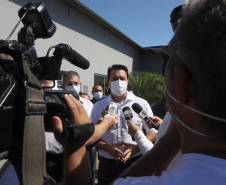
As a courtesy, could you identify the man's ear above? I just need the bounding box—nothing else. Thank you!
[174,65,192,105]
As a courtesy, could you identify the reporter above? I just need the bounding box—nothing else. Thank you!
[52,94,118,184]
[127,120,154,155]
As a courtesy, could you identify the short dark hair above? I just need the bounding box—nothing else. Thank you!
[63,71,80,84]
[107,64,129,79]
[92,84,103,91]
[170,5,184,31]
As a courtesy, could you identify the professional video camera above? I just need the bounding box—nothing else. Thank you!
[0,1,92,162]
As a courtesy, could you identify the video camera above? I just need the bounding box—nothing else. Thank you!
[0,2,90,159]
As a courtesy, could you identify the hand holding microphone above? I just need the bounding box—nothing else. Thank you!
[132,103,159,130]
[123,106,140,138]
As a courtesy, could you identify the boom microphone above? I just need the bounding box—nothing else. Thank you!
[123,106,133,120]
[53,43,90,69]
[132,103,158,130]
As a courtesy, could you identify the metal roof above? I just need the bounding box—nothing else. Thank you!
[62,0,144,50]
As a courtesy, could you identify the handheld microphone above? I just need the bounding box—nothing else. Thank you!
[53,43,90,69]
[122,106,133,120]
[132,103,158,130]
[123,106,135,141]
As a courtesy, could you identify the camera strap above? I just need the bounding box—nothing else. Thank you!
[22,56,56,185]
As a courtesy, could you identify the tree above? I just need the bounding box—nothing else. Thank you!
[129,71,164,106]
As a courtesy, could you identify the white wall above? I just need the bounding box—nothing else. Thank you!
[0,0,143,97]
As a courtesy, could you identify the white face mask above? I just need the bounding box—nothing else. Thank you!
[94,92,103,100]
[66,85,80,94]
[164,85,226,139]
[110,80,127,96]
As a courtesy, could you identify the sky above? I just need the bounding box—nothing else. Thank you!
[79,0,185,47]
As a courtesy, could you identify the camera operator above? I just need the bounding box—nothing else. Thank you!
[0,53,23,185]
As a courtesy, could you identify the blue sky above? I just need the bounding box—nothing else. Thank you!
[79,0,185,47]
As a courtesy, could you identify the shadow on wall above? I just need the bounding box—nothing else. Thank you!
[10,0,141,57]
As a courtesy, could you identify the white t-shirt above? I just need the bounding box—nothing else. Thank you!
[90,92,157,159]
[114,153,226,185]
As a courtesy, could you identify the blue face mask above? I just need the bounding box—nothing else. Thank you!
[164,85,226,139]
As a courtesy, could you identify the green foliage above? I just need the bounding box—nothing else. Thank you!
[129,71,165,106]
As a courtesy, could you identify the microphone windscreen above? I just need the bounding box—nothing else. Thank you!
[123,106,133,120]
[70,51,90,69]
[122,106,130,112]
[132,103,143,114]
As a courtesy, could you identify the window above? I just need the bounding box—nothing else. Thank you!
[94,73,108,96]
[55,71,64,90]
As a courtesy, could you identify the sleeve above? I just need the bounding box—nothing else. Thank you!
[90,104,100,125]
[87,101,93,118]
[134,130,154,155]
[45,132,64,154]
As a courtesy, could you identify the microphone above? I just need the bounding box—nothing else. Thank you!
[123,106,135,141]
[53,43,90,69]
[132,103,158,130]
[122,106,133,120]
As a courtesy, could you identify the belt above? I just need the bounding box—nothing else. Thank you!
[99,155,141,165]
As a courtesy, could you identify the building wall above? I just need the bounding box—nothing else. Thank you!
[139,49,163,74]
[1,0,161,97]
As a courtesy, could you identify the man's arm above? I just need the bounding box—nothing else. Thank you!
[114,119,181,181]
[52,94,91,185]
[86,114,119,147]
[127,120,154,155]
[122,125,157,162]
[146,131,157,142]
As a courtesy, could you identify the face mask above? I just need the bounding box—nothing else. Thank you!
[110,80,127,96]
[94,92,103,100]
[164,86,226,139]
[66,85,80,94]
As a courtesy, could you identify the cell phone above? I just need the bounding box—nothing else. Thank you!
[108,102,118,116]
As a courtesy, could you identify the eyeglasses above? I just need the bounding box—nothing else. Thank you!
[161,46,194,82]
[161,46,181,77]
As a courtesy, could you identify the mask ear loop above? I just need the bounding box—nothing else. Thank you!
[165,86,226,123]
[164,86,225,140]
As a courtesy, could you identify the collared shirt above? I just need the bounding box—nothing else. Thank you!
[90,91,157,159]
[45,96,93,153]
[79,96,93,118]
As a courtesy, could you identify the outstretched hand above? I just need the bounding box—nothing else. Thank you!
[102,114,119,130]
[52,94,91,147]
[127,120,141,137]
